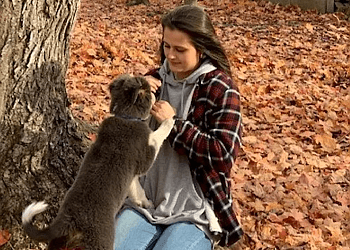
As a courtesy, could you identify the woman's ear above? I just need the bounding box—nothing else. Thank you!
[197,49,204,61]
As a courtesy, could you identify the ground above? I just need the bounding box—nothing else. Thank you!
[1,0,349,249]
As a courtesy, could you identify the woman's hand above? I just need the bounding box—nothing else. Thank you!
[151,100,176,123]
[144,75,161,93]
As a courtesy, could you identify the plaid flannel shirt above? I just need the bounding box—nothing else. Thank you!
[147,68,244,247]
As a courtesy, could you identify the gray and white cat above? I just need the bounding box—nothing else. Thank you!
[22,74,174,250]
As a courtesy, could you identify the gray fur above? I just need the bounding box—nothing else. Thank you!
[22,75,174,250]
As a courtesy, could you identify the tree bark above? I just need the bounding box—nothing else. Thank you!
[0,0,92,248]
[126,0,150,6]
[183,0,198,5]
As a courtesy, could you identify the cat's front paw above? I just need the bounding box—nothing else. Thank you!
[162,117,175,128]
[131,198,154,209]
[141,199,154,209]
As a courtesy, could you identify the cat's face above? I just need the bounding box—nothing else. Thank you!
[109,75,153,120]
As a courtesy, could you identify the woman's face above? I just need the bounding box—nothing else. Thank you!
[163,27,201,80]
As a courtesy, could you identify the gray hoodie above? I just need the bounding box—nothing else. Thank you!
[158,59,217,119]
[124,59,221,246]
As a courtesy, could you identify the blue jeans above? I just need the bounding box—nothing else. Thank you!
[114,208,212,250]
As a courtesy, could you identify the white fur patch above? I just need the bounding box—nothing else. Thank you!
[128,176,154,209]
[148,118,175,157]
[151,93,156,105]
[22,201,48,224]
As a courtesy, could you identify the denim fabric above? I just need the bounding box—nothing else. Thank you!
[114,208,211,250]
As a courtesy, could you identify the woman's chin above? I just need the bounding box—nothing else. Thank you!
[169,65,181,72]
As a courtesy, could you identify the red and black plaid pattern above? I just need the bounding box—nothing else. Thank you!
[147,69,244,247]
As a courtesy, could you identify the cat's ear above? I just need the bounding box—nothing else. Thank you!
[129,77,144,104]
[109,74,131,113]
[130,88,139,104]
[132,77,151,104]
[109,74,129,93]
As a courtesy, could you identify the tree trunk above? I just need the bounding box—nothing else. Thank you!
[0,0,92,248]
[184,0,198,5]
[126,0,150,6]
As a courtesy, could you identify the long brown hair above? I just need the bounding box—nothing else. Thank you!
[160,5,232,77]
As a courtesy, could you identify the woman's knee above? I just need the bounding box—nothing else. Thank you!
[153,222,212,250]
[114,208,163,250]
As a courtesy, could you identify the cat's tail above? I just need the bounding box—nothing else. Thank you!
[22,201,65,242]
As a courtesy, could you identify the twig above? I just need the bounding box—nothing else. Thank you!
[332,13,340,24]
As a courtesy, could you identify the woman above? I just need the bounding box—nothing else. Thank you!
[114,5,243,249]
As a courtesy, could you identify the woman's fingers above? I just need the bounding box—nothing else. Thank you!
[144,75,161,93]
[151,101,176,123]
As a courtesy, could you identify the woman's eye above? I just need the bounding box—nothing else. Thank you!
[176,48,185,53]
[163,44,185,53]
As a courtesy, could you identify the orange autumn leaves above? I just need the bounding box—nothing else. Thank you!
[225,4,350,248]
[0,230,10,247]
[66,14,161,123]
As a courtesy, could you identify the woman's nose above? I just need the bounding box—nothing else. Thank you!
[167,49,176,60]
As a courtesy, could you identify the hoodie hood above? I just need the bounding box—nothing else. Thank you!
[158,58,216,86]
[158,59,216,120]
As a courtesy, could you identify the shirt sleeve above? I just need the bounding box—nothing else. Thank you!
[168,72,242,174]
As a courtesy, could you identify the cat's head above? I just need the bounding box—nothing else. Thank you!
[109,74,154,120]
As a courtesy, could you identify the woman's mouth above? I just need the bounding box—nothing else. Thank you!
[169,60,180,65]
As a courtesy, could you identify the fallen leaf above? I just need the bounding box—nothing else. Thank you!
[0,230,10,247]
[315,134,338,153]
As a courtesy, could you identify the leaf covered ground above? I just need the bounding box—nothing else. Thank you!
[13,0,350,249]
